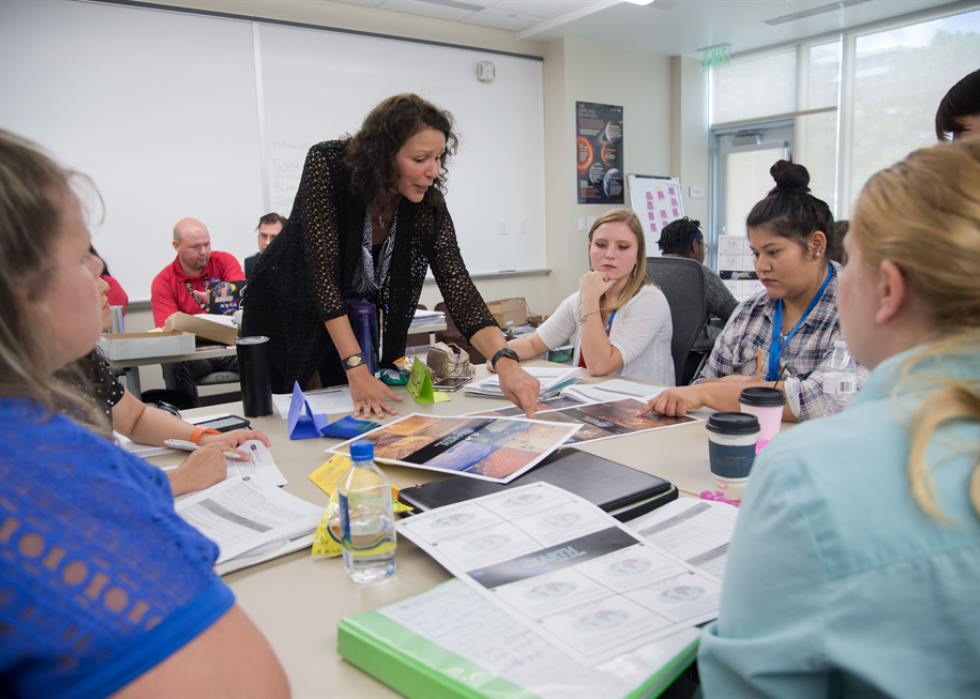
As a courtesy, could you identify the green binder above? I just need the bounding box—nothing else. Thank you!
[337,579,700,699]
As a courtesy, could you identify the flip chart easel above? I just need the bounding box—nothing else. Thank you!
[626,174,686,257]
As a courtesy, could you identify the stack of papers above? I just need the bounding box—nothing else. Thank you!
[464,366,581,400]
[560,379,666,404]
[176,475,322,574]
[271,387,354,419]
[411,309,445,327]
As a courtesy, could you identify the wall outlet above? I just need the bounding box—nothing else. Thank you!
[690,186,705,198]
[578,217,586,231]
[499,221,507,235]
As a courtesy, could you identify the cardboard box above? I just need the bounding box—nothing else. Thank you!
[98,331,196,361]
[487,297,527,329]
[164,312,239,346]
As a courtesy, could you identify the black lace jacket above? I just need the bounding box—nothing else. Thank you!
[242,140,497,393]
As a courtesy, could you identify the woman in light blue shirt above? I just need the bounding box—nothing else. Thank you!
[698,138,980,697]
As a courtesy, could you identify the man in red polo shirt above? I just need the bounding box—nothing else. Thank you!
[151,218,245,327]
[151,218,244,406]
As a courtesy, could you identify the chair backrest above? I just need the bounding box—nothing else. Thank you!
[646,257,707,386]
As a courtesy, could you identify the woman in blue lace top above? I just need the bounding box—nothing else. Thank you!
[0,130,289,698]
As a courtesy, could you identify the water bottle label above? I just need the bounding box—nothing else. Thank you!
[835,376,856,395]
[338,491,353,550]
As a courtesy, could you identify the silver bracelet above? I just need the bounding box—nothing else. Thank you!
[578,309,601,324]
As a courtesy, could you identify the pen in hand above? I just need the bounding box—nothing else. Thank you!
[164,439,246,460]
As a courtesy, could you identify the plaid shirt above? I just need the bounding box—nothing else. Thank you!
[697,261,869,420]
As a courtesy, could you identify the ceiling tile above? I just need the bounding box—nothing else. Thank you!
[461,7,541,30]
[489,0,596,20]
[330,0,387,7]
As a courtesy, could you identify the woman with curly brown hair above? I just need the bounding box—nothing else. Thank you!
[243,94,540,418]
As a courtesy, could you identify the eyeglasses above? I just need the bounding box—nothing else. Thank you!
[699,239,710,254]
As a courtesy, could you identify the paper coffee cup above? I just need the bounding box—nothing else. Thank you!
[738,387,786,447]
[706,412,760,491]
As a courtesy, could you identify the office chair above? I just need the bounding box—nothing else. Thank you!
[646,257,707,386]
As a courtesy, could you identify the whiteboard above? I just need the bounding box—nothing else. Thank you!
[0,0,546,302]
[0,0,263,302]
[626,174,685,258]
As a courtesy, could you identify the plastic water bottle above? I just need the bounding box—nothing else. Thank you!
[337,441,397,583]
[823,340,858,417]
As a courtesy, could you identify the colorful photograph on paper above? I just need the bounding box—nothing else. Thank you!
[533,398,698,445]
[466,394,590,419]
[330,414,580,483]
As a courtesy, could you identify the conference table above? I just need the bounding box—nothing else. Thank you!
[150,361,727,698]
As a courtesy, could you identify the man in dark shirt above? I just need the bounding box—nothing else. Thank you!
[658,217,739,339]
[243,213,287,280]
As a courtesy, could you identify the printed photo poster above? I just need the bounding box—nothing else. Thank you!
[329,414,581,484]
[577,102,623,205]
[536,398,699,445]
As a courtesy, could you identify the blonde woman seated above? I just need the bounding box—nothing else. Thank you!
[489,209,674,385]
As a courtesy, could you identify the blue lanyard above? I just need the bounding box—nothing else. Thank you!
[605,310,616,337]
[769,267,833,381]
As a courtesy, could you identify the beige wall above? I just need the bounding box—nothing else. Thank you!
[544,37,673,309]
[670,56,710,228]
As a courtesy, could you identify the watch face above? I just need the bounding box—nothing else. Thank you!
[346,355,363,368]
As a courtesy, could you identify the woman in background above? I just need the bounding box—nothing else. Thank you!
[639,161,867,422]
[0,129,288,698]
[57,265,271,497]
[90,244,128,313]
[489,209,674,385]
[699,137,980,699]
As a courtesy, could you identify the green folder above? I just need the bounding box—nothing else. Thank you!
[337,579,700,699]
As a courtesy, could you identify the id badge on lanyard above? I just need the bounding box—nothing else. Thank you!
[768,267,832,382]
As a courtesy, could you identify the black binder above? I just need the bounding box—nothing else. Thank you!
[398,448,677,522]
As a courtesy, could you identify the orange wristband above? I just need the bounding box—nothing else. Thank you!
[190,426,221,444]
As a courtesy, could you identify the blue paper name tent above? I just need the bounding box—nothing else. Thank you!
[287,382,331,440]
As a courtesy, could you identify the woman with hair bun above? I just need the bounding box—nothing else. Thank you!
[489,209,674,385]
[697,137,980,699]
[639,160,866,421]
[244,94,540,418]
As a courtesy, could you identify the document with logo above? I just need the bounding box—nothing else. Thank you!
[398,482,720,665]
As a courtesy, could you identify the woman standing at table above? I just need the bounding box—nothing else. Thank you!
[638,161,867,421]
[487,209,674,384]
[0,129,288,698]
[698,138,980,697]
[243,94,539,418]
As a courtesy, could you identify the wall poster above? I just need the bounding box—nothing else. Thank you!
[576,102,623,205]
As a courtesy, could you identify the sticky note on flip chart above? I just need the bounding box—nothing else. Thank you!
[658,191,665,199]
[646,191,653,200]
[672,208,679,217]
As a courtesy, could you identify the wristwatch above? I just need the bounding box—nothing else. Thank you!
[491,347,520,370]
[342,352,366,371]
